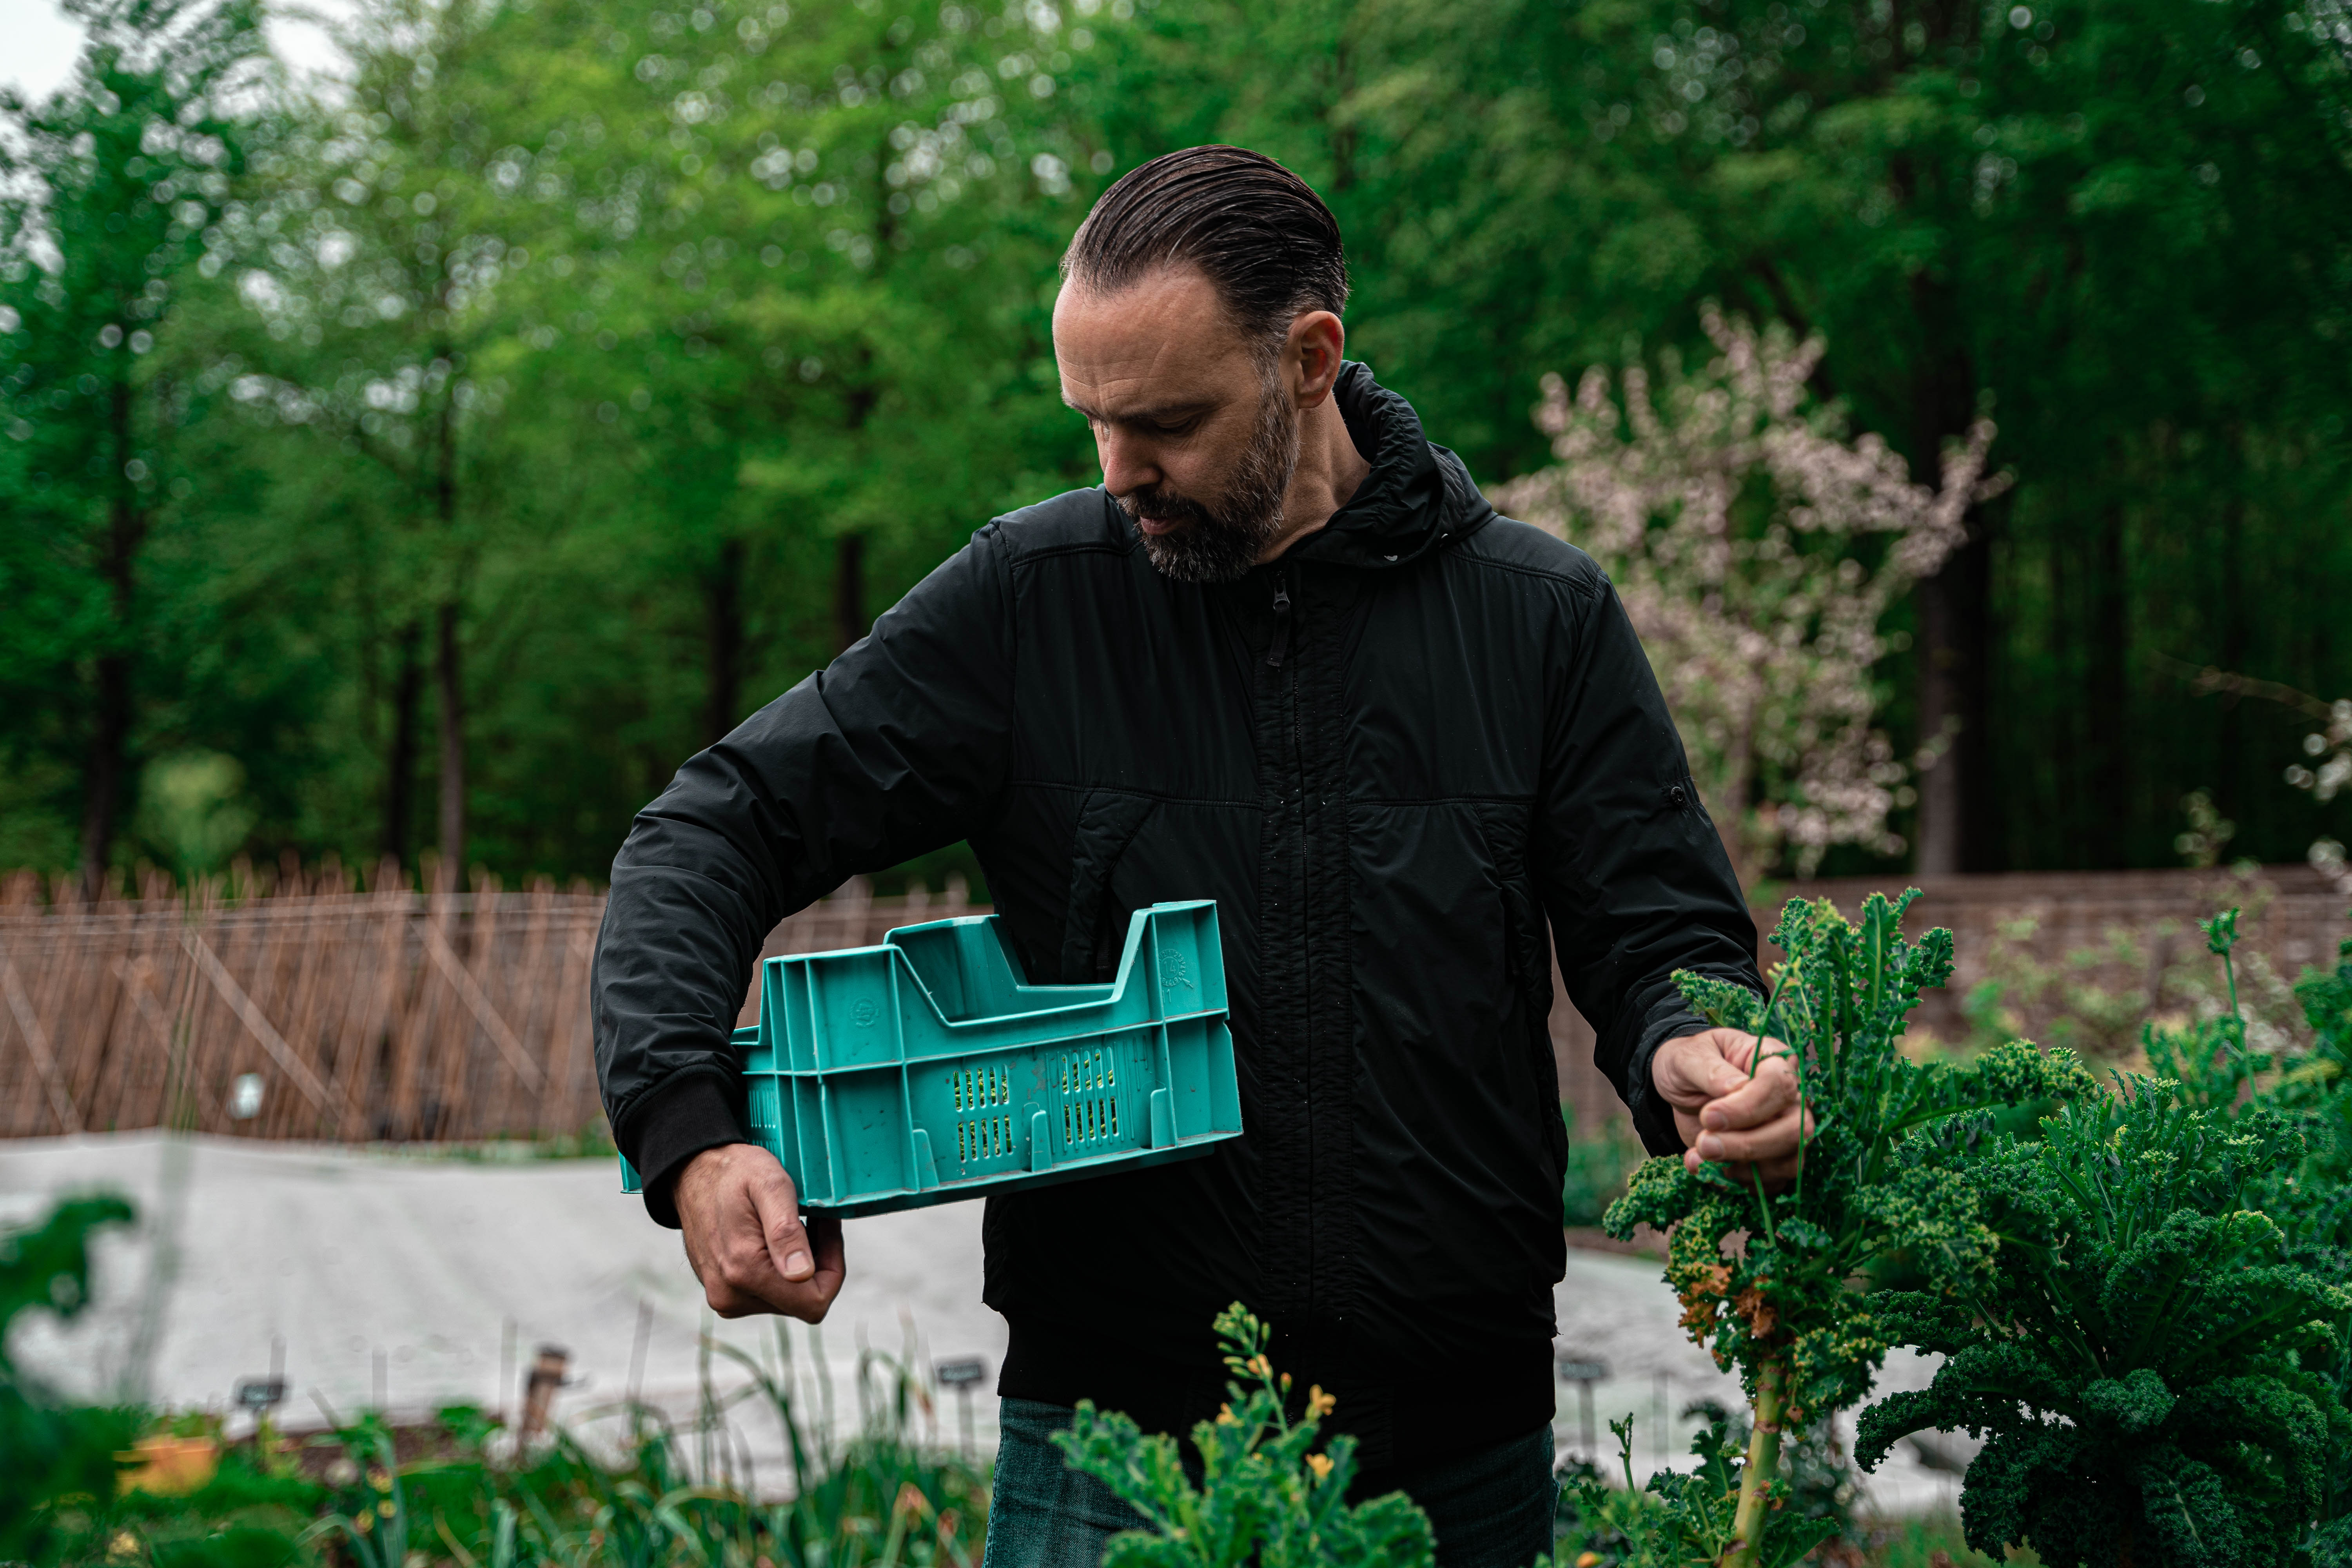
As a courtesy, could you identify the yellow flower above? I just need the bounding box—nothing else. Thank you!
[1305,1452,1333,1481]
[1305,1385,1337,1419]
[354,1512,373,1535]
[1247,1354,1273,1378]
[377,1500,396,1519]
[1217,1402,1239,1425]
[1575,1553,1603,1568]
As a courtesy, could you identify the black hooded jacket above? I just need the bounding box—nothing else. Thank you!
[592,364,1761,1468]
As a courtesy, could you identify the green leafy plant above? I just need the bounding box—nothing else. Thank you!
[1605,891,2096,1568]
[1051,1303,1436,1568]
[1552,1399,1855,1568]
[25,1308,987,1568]
[1857,909,2352,1568]
[1554,1412,1746,1568]
[2,1193,143,1563]
[1857,1089,2348,1568]
[307,1431,414,1568]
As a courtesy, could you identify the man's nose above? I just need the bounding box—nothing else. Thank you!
[1096,429,1160,495]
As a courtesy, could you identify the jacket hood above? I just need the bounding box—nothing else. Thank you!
[1288,361,1495,571]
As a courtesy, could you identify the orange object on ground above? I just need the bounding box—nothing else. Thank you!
[116,1435,220,1495]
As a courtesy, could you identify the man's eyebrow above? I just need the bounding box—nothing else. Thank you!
[1060,394,1212,425]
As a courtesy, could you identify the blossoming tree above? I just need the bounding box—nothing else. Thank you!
[1491,310,2006,886]
[2187,669,2352,893]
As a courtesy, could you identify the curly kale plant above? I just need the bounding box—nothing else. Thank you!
[1555,1403,1855,1568]
[1051,1304,1436,1568]
[1856,1084,2350,1568]
[1605,891,2095,1568]
[1850,911,2352,1568]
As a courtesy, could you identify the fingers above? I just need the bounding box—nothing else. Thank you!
[1698,1049,1798,1133]
[1687,1107,1805,1168]
[756,1176,848,1308]
[1685,1151,1804,1193]
[1655,1027,1812,1187]
[1651,1028,1796,1112]
[753,1158,817,1282]
[806,1213,847,1301]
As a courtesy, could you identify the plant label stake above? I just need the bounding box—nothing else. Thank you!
[1557,1356,1609,1460]
[936,1356,986,1458]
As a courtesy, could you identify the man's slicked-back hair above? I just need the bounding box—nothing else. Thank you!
[1062,145,1348,351]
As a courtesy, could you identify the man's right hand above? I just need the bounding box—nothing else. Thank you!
[674,1143,847,1321]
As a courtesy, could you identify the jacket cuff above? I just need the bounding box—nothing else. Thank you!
[1629,1003,1709,1156]
[618,1067,750,1229]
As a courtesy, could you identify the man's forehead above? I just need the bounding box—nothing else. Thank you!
[1053,266,1247,415]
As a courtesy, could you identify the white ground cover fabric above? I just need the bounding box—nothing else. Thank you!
[0,1132,1954,1512]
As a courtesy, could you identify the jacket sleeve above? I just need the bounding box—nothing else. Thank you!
[1531,574,1763,1156]
[593,527,1017,1225]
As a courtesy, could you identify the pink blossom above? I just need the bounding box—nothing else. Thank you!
[1491,310,2005,884]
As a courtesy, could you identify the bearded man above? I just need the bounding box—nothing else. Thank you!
[592,145,1800,1568]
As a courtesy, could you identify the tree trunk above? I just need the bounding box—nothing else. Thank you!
[431,347,465,875]
[1915,543,1990,875]
[435,599,465,875]
[2216,492,2247,824]
[79,377,147,898]
[1906,274,1986,875]
[835,532,867,653]
[384,620,424,867]
[705,536,745,745]
[2085,500,2129,867]
[79,647,133,898]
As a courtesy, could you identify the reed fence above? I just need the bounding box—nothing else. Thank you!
[4,861,2343,1146]
[0,862,968,1143]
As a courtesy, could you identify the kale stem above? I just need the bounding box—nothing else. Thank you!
[1723,1358,1785,1568]
[1740,965,1797,1248]
[2224,944,2241,1034]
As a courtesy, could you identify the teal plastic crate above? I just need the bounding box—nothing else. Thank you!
[619,900,1240,1217]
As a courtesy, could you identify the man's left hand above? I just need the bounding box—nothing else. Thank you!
[1650,1028,1808,1189]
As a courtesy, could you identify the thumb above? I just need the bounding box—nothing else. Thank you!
[750,1163,815,1283]
[1695,1035,1762,1097]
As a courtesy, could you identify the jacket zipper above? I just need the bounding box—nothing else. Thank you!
[1270,567,1315,1308]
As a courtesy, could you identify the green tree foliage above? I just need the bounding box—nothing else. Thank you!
[1605,892,2095,1566]
[3,0,2348,887]
[0,0,267,887]
[1089,0,2352,875]
[1051,1303,1438,1568]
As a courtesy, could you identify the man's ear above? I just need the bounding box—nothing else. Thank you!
[1288,310,1346,408]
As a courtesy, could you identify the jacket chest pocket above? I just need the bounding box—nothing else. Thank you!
[1059,789,1160,984]
[1476,805,1570,1170]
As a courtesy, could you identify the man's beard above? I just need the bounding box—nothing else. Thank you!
[1118,374,1300,585]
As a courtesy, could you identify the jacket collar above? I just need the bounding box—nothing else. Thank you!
[1283,361,1492,571]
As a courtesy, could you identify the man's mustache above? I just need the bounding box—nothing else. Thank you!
[1118,486,1214,526]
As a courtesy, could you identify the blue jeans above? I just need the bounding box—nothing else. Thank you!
[979,1397,1558,1568]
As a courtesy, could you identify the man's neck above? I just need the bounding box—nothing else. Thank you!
[1257,395,1373,563]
